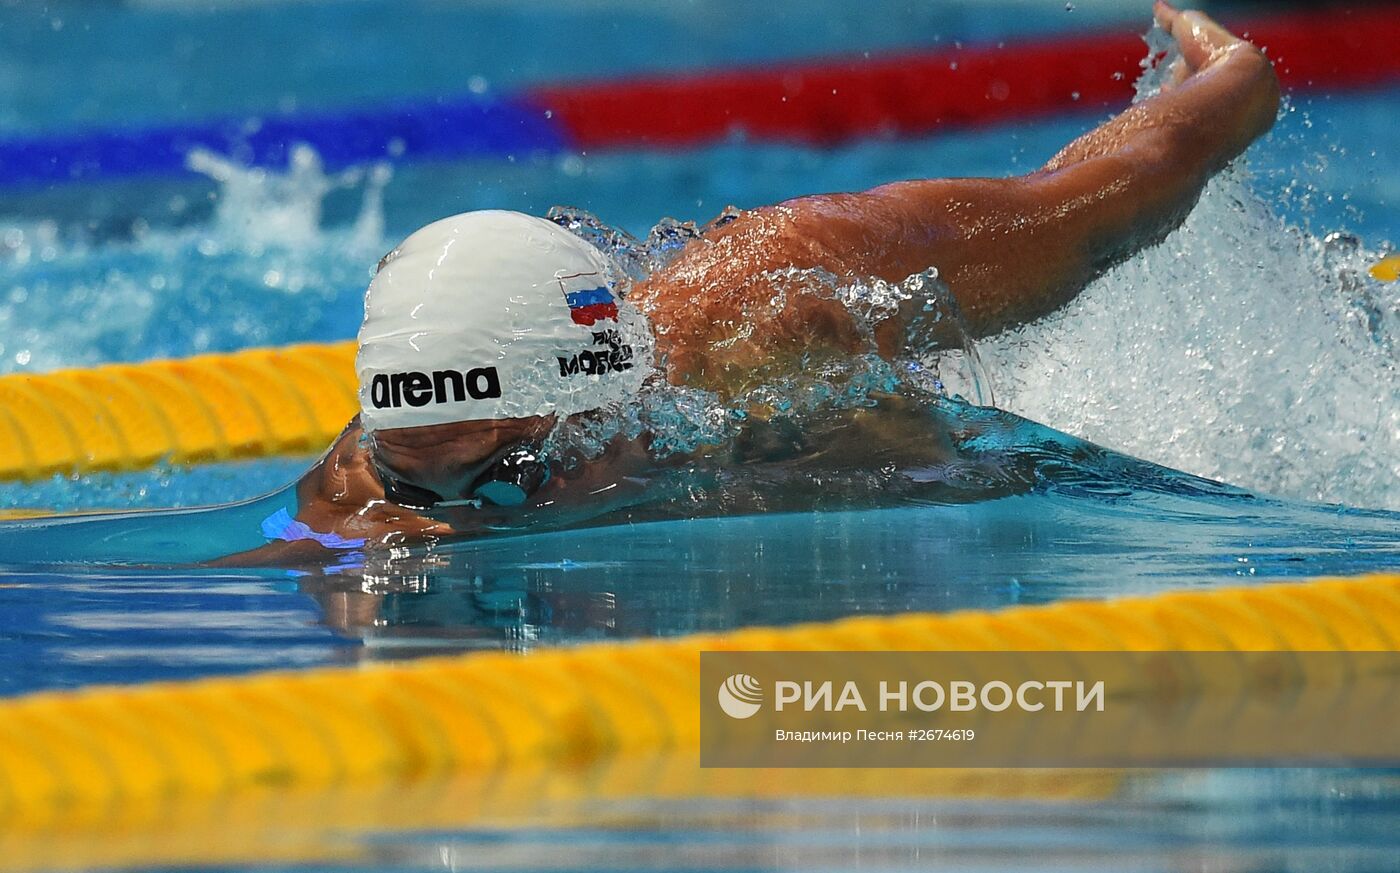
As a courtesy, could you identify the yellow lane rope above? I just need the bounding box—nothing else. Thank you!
[0,572,1394,830]
[0,341,356,480]
[0,758,1134,873]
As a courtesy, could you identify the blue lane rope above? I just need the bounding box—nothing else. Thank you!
[0,93,564,187]
[6,8,1400,190]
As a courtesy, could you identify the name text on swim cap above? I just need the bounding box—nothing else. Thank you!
[558,328,634,378]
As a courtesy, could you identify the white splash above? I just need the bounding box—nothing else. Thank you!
[0,145,392,375]
[978,26,1399,510]
[185,144,391,254]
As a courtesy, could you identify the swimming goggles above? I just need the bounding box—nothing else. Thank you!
[372,442,551,510]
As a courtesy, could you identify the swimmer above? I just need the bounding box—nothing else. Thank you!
[211,2,1280,566]
[3,4,1276,568]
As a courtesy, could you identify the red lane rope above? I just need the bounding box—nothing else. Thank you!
[529,5,1400,150]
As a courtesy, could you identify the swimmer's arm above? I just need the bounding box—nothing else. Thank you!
[207,422,451,567]
[205,537,344,568]
[773,4,1279,337]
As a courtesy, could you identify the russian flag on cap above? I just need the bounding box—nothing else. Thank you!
[564,285,619,325]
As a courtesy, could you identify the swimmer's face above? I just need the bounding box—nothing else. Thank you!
[368,415,554,509]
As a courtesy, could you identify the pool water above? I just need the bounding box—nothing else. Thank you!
[0,1,1398,871]
[4,484,1399,694]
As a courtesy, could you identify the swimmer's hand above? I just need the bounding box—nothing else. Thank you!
[1154,0,1246,76]
[1152,1,1280,145]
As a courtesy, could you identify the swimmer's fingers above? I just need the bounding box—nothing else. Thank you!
[1167,8,1250,71]
[1152,0,1179,33]
[1152,3,1192,93]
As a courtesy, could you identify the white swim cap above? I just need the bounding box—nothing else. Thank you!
[356,210,651,432]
